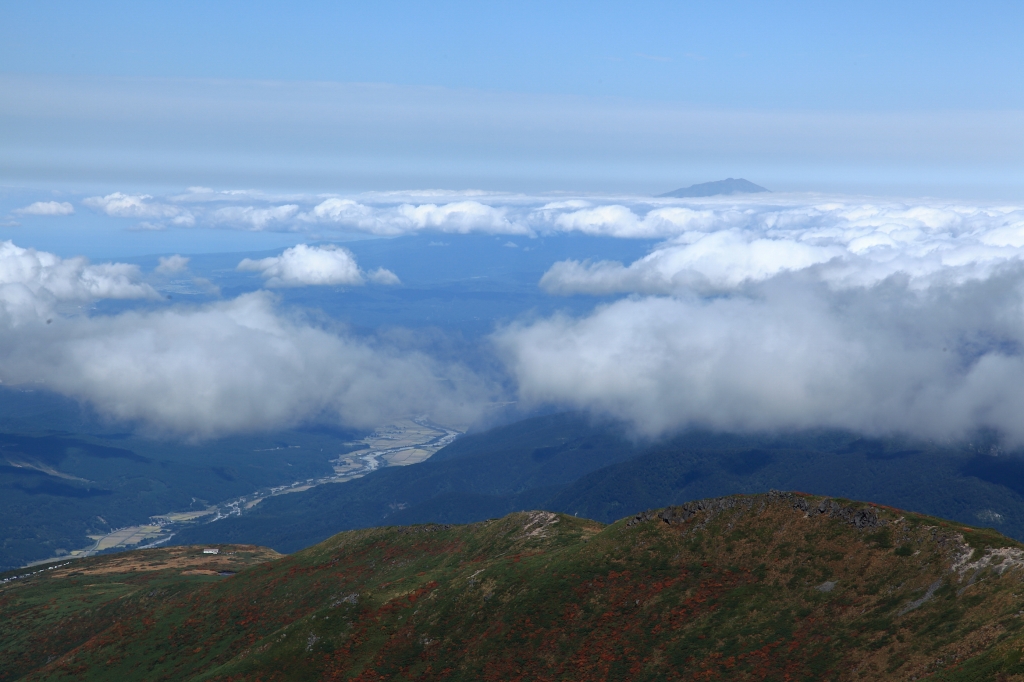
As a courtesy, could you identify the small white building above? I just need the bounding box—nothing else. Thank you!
[202,548,220,555]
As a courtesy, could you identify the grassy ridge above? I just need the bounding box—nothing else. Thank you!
[5,492,1024,680]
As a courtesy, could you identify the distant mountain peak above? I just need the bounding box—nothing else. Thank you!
[658,178,769,198]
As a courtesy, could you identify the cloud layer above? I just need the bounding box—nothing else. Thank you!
[0,292,485,438]
[0,241,481,437]
[539,200,1024,294]
[70,187,1024,269]
[498,273,1024,442]
[17,188,1024,445]
[499,197,1024,443]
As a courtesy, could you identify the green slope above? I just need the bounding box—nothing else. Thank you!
[6,491,1024,680]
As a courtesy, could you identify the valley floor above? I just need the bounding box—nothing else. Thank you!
[23,418,463,568]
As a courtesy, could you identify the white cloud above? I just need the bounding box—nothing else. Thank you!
[540,200,1024,294]
[494,195,1024,444]
[497,194,1024,445]
[367,267,401,285]
[539,260,654,296]
[0,241,158,323]
[74,189,533,236]
[83,192,195,227]
[395,201,529,235]
[155,255,190,274]
[496,275,1024,442]
[14,201,74,216]
[0,242,481,437]
[81,189,1012,252]
[27,189,1024,295]
[299,198,530,236]
[541,233,842,294]
[238,244,366,287]
[540,204,725,238]
[212,204,299,230]
[15,188,1024,445]
[301,198,382,231]
[0,292,488,438]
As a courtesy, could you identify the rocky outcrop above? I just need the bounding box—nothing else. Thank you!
[813,497,885,529]
[625,490,886,530]
[897,578,943,616]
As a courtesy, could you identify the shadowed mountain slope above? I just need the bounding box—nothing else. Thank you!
[172,415,1024,553]
[171,413,641,552]
[6,492,1024,680]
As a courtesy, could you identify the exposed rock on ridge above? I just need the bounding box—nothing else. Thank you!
[626,489,885,530]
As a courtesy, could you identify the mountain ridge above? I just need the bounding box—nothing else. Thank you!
[5,490,1024,680]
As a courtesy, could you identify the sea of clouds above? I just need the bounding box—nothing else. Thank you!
[9,188,1024,442]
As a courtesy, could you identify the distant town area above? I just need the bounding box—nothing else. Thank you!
[26,418,462,567]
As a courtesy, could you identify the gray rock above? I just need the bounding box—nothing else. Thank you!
[813,498,885,529]
[898,579,943,616]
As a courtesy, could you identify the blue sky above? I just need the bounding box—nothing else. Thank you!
[4,1,1024,109]
[2,1,1023,201]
